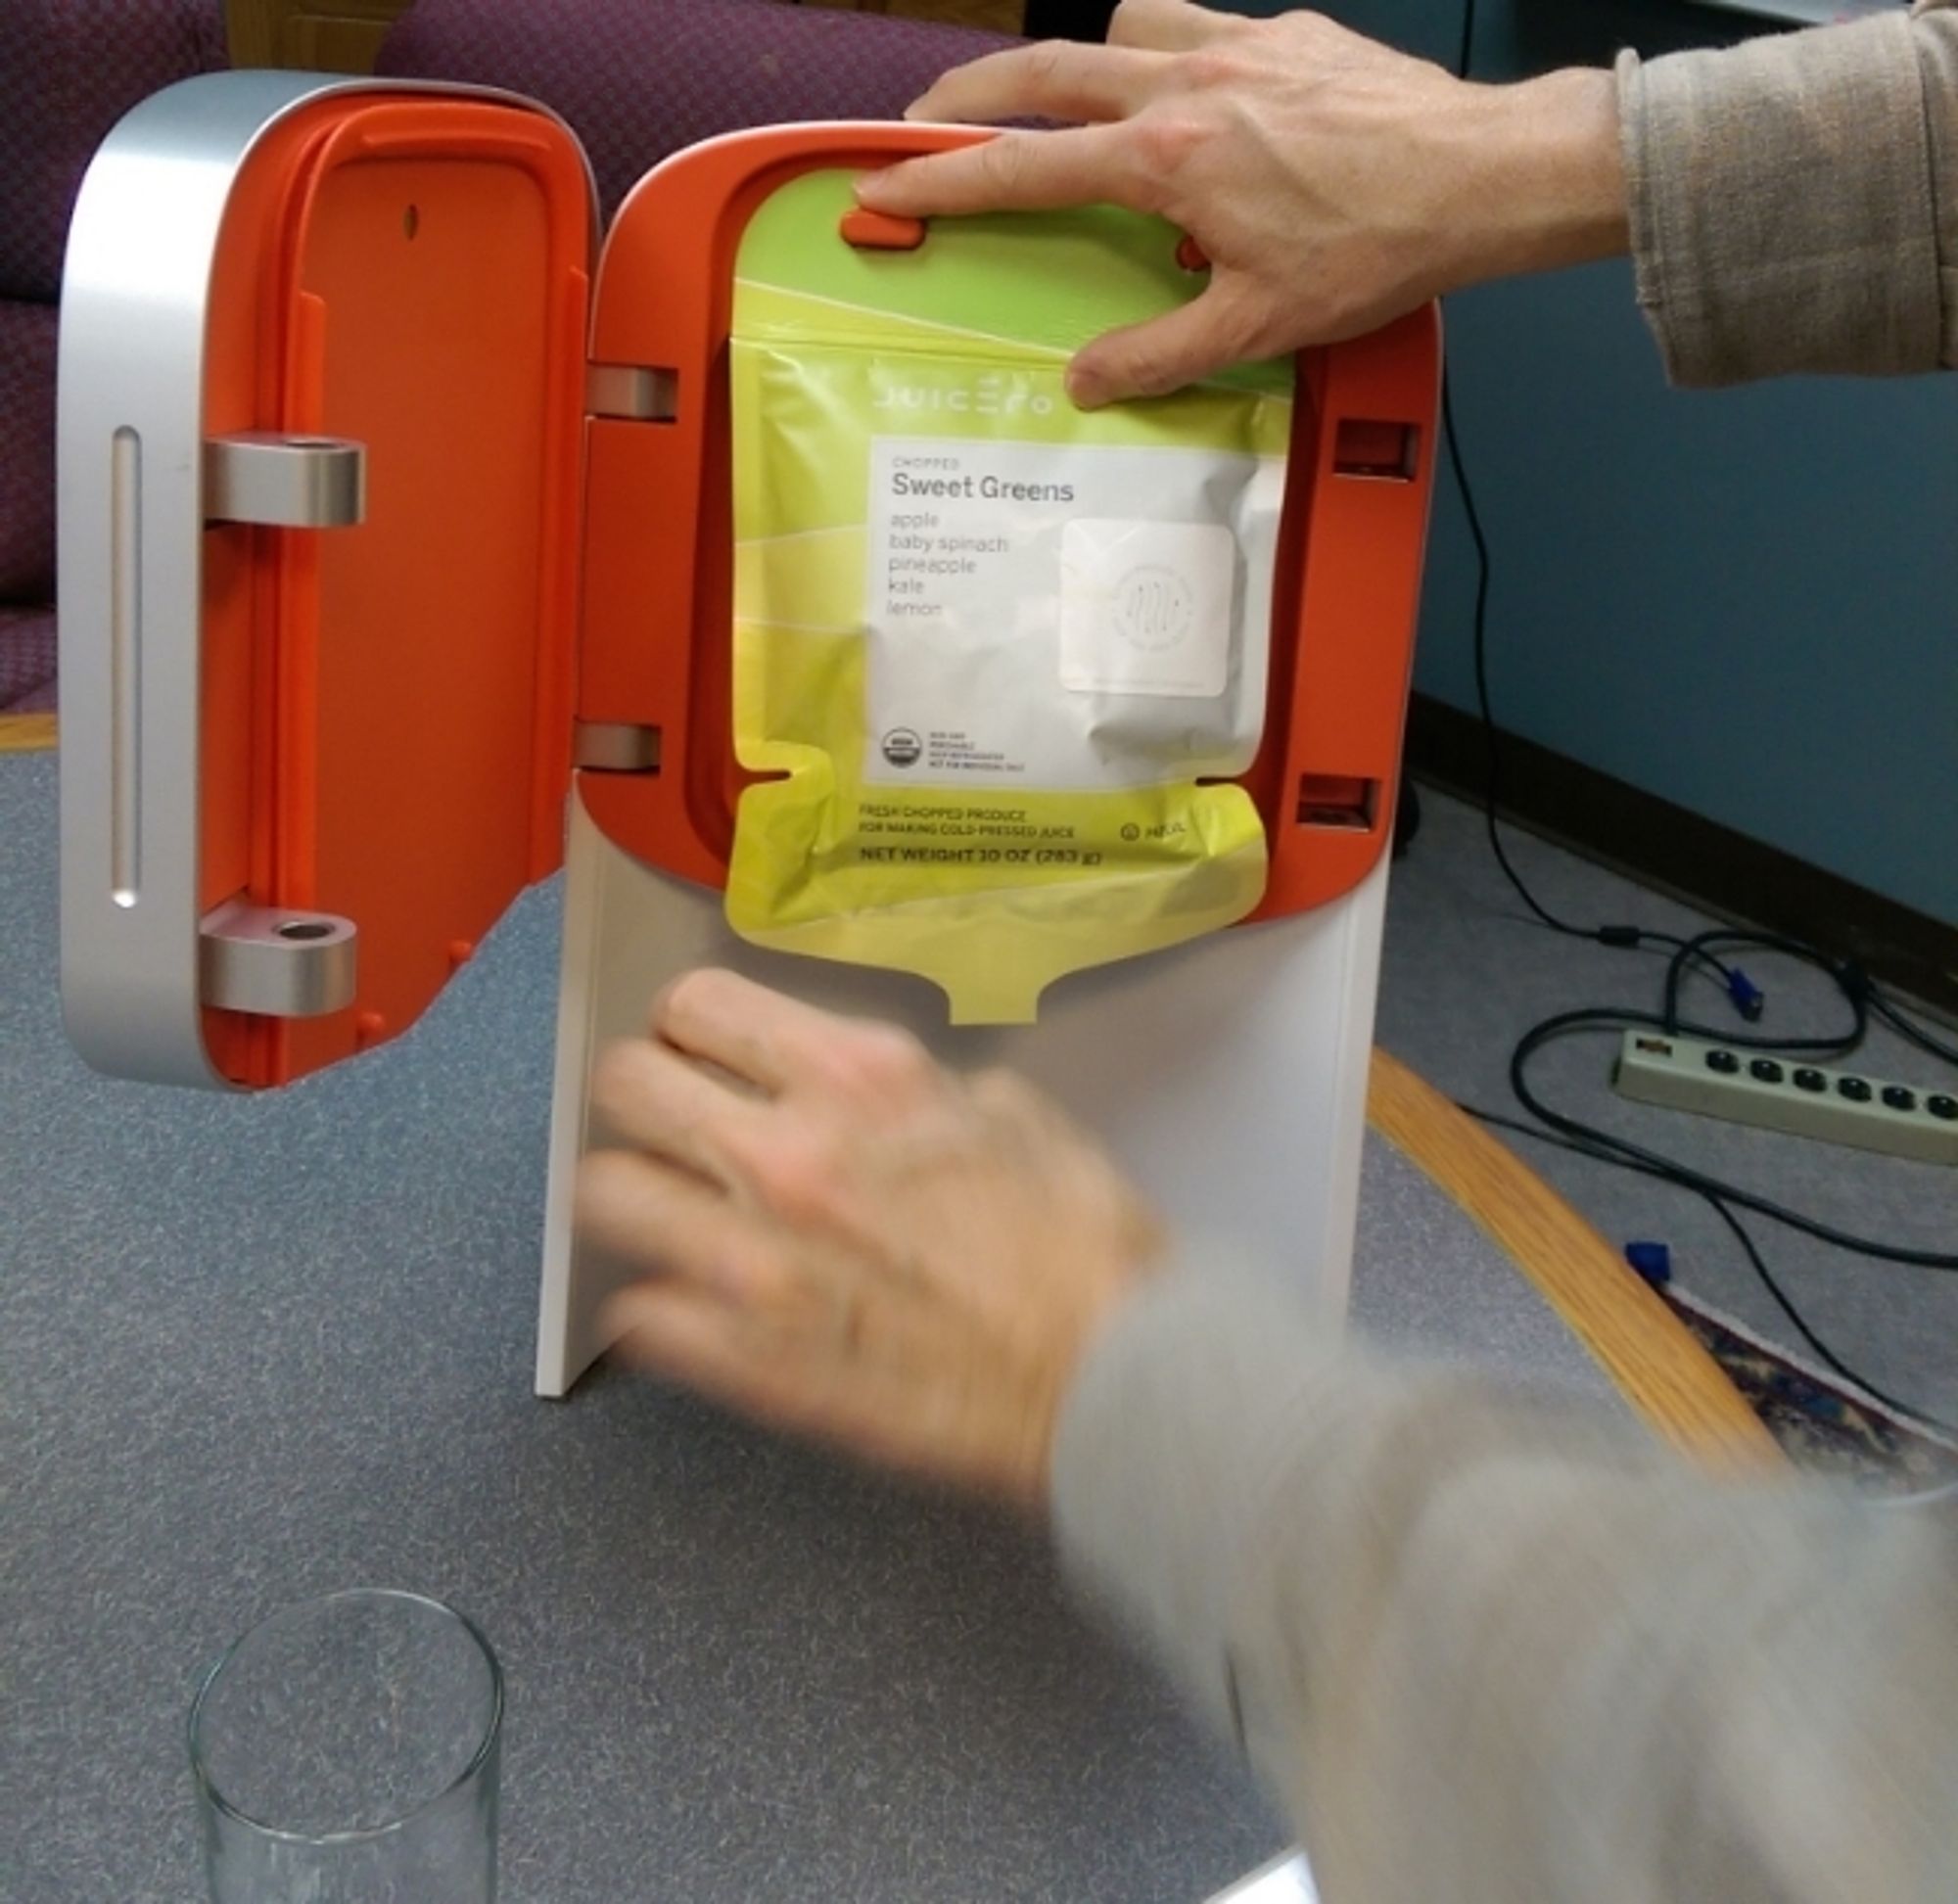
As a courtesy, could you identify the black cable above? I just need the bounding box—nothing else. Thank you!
[1444,381,1589,944]
[1693,1193,1955,1435]
[1871,992,1958,1069]
[1440,0,1773,1007]
[1444,0,1598,949]
[1442,288,1741,993]
[1461,1102,1958,1435]
[1657,929,1865,1053]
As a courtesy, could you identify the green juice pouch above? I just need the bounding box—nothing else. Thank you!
[726,172,1292,1023]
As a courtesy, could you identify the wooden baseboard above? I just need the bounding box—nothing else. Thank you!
[1368,1048,1781,1472]
[1405,693,1958,1022]
[0,714,56,755]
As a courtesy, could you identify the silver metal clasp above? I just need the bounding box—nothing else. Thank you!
[585,364,676,422]
[572,721,661,772]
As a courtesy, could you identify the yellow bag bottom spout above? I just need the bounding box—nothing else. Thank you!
[728,773,1271,1026]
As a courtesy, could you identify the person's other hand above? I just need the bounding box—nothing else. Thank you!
[857,0,1625,406]
[577,971,1161,1509]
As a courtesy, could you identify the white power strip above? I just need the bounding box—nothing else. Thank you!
[1612,1030,1958,1166]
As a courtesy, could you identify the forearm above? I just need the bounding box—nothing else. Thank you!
[1442,69,1630,288]
[1425,4,1958,383]
[1050,1272,1958,1901]
[1617,2,1958,384]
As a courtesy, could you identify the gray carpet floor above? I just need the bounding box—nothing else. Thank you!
[0,748,1608,1904]
[4,743,1951,1899]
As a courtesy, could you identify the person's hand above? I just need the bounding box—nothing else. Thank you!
[856,0,1626,406]
[576,971,1161,1509]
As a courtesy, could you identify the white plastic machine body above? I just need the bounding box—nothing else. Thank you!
[536,802,1389,1393]
[55,73,1437,1401]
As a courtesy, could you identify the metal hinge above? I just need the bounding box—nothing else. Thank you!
[573,721,661,772]
[205,432,366,528]
[585,364,677,422]
[199,900,357,1017]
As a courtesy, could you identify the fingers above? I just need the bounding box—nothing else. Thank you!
[591,1030,936,1233]
[1066,279,1262,406]
[652,968,862,1096]
[590,1035,778,1185]
[1106,0,1242,52]
[856,125,1145,220]
[576,1149,798,1310]
[905,39,1167,126]
[654,969,954,1126]
[590,1035,861,1231]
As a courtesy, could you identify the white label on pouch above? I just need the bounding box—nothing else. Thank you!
[1058,519,1235,698]
[864,436,1280,791]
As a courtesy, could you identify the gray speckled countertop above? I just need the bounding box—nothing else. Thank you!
[0,752,1615,1902]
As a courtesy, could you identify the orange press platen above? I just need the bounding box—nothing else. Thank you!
[195,94,590,1086]
[572,123,1438,923]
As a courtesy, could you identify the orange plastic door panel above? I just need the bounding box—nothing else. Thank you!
[199,94,590,1086]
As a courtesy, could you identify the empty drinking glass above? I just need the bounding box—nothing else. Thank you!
[189,1588,502,1902]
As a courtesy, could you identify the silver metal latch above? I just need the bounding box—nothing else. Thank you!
[199,900,358,1017]
[586,364,677,422]
[205,432,366,528]
[573,721,662,772]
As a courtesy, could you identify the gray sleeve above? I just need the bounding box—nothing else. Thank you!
[1614,0,1958,384]
[1049,1272,1958,1901]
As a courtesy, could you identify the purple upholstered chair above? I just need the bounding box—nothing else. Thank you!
[0,0,228,716]
[378,0,1016,224]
